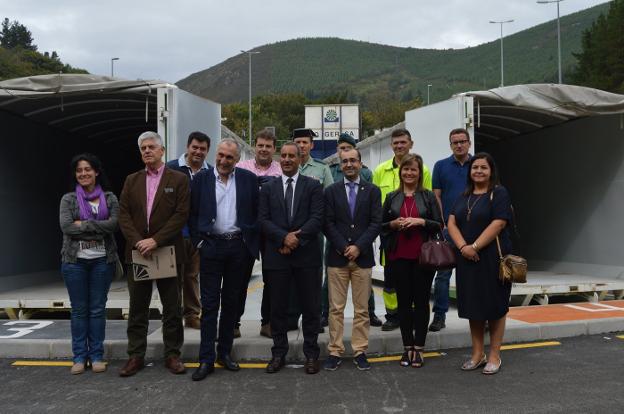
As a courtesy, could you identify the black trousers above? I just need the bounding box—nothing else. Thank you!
[126,265,184,358]
[236,254,257,328]
[268,266,321,359]
[391,259,435,348]
[198,238,250,363]
[260,269,271,326]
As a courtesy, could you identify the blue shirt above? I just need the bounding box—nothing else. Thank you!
[432,154,472,221]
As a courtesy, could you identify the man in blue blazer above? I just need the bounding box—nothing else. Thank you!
[323,148,382,371]
[188,138,259,381]
[259,142,324,375]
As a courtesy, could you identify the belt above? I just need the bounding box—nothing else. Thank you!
[208,231,242,240]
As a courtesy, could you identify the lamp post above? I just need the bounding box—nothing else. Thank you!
[241,50,261,145]
[537,0,564,84]
[427,84,432,105]
[489,20,514,87]
[110,57,119,78]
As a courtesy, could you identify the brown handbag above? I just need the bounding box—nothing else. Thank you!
[490,190,528,283]
[496,235,527,284]
[419,234,456,271]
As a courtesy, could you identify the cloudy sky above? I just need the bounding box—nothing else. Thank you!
[1,0,608,82]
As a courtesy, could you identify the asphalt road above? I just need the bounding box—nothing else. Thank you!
[1,334,623,414]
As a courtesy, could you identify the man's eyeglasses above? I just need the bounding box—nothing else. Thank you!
[340,158,360,165]
[451,140,470,146]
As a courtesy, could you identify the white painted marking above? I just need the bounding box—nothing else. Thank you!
[563,303,624,313]
[0,321,54,339]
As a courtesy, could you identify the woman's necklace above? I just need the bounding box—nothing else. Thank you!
[466,193,484,222]
[402,194,416,218]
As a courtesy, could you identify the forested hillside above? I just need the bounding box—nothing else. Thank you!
[0,18,87,81]
[177,2,610,105]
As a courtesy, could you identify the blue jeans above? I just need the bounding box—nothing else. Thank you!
[432,269,452,320]
[61,257,113,363]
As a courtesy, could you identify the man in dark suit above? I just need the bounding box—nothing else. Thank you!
[259,142,324,374]
[118,131,189,377]
[188,138,260,381]
[323,148,382,371]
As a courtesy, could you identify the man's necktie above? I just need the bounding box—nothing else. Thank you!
[285,178,294,224]
[347,181,357,218]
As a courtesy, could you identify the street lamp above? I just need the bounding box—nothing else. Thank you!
[110,57,119,78]
[427,84,432,105]
[537,0,564,84]
[489,20,514,87]
[241,49,261,145]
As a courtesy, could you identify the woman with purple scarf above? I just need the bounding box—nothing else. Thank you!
[59,153,119,374]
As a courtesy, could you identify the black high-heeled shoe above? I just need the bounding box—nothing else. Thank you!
[411,348,424,368]
[400,347,413,367]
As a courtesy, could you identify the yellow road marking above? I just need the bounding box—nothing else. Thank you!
[369,352,442,363]
[184,362,267,369]
[246,281,264,294]
[500,341,561,351]
[13,361,74,367]
[9,342,561,368]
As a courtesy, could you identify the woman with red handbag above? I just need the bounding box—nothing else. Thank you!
[381,154,442,368]
[447,152,513,375]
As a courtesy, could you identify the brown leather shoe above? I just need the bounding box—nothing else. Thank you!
[185,317,201,330]
[265,356,285,374]
[165,356,186,374]
[259,323,272,338]
[119,357,144,377]
[304,358,320,374]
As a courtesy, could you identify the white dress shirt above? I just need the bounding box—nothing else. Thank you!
[213,168,240,234]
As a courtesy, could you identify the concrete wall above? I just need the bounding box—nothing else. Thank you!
[340,122,405,170]
[482,114,624,278]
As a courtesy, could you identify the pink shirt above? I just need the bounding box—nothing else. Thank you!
[146,164,165,226]
[236,159,282,177]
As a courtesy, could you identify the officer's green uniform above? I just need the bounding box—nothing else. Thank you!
[300,156,334,188]
[329,162,373,183]
[373,157,432,325]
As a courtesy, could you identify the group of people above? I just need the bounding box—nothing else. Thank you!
[59,124,514,379]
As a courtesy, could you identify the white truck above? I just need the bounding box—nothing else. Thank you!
[0,74,221,317]
[357,84,624,305]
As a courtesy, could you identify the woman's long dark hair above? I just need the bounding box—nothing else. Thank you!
[463,152,500,195]
[69,153,111,191]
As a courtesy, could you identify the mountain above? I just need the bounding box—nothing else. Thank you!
[177,2,610,105]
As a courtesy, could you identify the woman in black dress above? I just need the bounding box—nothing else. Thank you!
[447,152,512,375]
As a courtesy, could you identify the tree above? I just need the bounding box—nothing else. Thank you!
[572,0,624,93]
[0,18,37,51]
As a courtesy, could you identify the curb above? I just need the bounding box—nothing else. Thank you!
[2,317,623,360]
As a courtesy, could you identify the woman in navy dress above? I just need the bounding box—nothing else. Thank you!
[447,152,512,375]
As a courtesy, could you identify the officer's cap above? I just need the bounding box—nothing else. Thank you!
[291,128,317,139]
[337,133,357,147]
